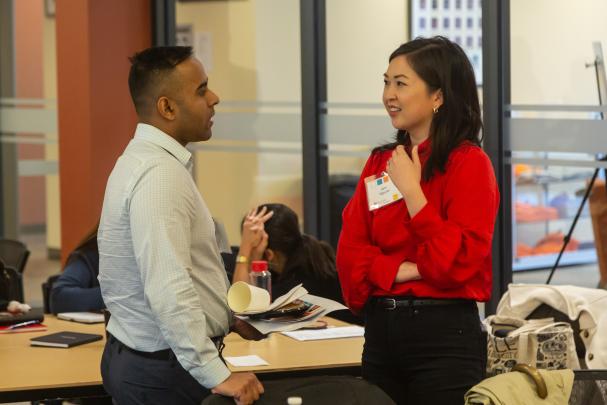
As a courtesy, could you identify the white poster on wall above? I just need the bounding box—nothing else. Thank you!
[176,24,194,47]
[195,32,213,73]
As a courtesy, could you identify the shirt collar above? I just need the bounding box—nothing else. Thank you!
[134,123,192,167]
[403,135,431,160]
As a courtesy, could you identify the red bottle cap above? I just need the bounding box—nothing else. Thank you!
[251,260,268,272]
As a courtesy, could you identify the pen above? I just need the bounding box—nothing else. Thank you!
[8,320,40,330]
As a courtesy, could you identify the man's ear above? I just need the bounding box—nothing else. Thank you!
[157,96,177,120]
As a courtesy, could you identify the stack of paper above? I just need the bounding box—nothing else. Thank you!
[282,325,364,341]
[227,283,348,335]
[227,282,308,315]
[57,312,105,324]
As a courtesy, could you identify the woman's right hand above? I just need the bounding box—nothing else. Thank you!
[249,231,268,262]
[240,206,273,255]
[394,261,422,283]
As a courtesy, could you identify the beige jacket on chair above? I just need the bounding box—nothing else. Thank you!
[464,369,574,405]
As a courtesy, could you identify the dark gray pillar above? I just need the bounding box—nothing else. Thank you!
[300,0,329,241]
[482,0,512,315]
[152,0,176,47]
[0,0,19,239]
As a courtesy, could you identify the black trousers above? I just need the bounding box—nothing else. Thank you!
[362,298,486,405]
[100,334,211,405]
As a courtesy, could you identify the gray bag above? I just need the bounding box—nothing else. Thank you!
[484,315,580,376]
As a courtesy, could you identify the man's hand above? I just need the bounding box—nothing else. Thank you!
[212,373,264,405]
[394,261,422,283]
[231,317,266,341]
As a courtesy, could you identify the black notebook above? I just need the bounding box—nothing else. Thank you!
[0,308,44,326]
[30,331,103,348]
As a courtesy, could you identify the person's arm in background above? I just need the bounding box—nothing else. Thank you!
[232,207,273,284]
[50,253,104,314]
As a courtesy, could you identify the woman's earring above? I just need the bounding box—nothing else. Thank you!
[433,106,439,114]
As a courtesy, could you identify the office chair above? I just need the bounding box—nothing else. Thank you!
[0,261,24,302]
[0,238,30,275]
[42,274,61,314]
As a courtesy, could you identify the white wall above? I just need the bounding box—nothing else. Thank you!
[510,0,607,105]
[326,0,409,103]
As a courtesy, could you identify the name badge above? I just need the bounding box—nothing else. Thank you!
[364,172,403,211]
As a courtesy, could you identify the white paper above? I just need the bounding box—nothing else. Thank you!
[282,325,365,341]
[57,312,104,324]
[229,283,308,315]
[224,355,269,367]
[237,293,348,335]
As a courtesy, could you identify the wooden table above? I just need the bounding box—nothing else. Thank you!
[0,316,363,403]
[223,318,363,378]
[0,316,107,403]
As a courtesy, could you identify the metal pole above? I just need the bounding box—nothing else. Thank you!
[300,0,329,241]
[482,0,512,315]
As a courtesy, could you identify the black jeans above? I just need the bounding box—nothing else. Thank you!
[362,298,486,405]
[101,334,211,405]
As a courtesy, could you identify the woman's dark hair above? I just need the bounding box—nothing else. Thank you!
[258,203,337,280]
[375,36,482,181]
[67,222,98,266]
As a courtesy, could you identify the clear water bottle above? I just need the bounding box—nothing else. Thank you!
[249,260,272,299]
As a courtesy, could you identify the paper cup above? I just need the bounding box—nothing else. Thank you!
[228,281,271,313]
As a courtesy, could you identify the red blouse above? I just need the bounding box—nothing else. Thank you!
[336,139,500,313]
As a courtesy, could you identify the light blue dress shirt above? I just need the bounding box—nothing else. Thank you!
[98,123,232,388]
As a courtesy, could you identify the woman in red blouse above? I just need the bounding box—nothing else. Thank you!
[337,36,499,404]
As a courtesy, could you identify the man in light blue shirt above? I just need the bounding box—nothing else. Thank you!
[99,46,264,405]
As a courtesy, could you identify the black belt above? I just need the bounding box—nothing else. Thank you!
[110,334,224,361]
[372,296,473,310]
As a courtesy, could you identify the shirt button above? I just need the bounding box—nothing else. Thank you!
[583,330,589,338]
[589,353,594,361]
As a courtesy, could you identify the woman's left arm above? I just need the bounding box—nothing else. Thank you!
[408,149,499,289]
[50,256,104,313]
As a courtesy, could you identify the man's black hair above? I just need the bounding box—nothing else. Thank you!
[128,46,193,116]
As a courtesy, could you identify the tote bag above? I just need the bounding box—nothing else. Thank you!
[484,315,580,376]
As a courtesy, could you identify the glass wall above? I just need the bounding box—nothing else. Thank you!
[0,0,61,306]
[323,0,408,246]
[508,0,607,287]
[175,0,302,245]
[323,0,483,248]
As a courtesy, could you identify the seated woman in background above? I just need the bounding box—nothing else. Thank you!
[50,225,104,314]
[233,203,361,324]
